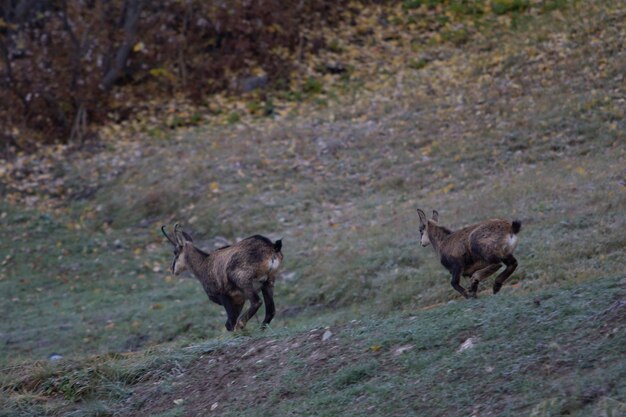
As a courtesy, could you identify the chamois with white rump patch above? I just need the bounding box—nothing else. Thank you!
[162,224,283,331]
[416,209,521,298]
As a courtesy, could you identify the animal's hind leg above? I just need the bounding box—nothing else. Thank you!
[493,255,518,294]
[235,291,262,330]
[469,264,502,298]
[261,283,275,328]
[231,302,244,328]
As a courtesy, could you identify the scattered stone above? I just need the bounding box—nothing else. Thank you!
[48,353,63,361]
[325,61,347,74]
[211,402,219,411]
[458,337,477,352]
[282,271,297,282]
[234,75,268,93]
[242,346,258,358]
[173,399,184,405]
[322,330,333,342]
[393,345,414,356]
[315,136,345,156]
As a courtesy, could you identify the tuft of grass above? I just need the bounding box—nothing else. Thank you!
[327,39,344,54]
[303,76,323,96]
[227,111,241,124]
[541,0,570,12]
[408,57,429,70]
[491,0,530,15]
[440,26,470,45]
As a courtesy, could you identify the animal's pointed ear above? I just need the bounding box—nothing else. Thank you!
[181,231,193,243]
[274,239,282,252]
[416,208,426,224]
[432,210,439,222]
[173,223,183,245]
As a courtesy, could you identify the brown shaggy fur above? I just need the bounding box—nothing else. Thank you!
[417,209,521,299]
[163,225,283,331]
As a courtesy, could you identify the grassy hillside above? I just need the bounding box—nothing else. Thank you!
[3,277,625,416]
[1,0,625,415]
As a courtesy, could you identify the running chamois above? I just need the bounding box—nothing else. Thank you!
[416,209,521,299]
[162,224,283,331]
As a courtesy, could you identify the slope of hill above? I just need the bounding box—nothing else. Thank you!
[1,1,624,416]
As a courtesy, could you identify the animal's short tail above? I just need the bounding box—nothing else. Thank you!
[511,220,522,234]
[274,239,283,252]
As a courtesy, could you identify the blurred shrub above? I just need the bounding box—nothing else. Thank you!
[0,0,349,150]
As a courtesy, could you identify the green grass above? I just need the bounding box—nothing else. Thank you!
[491,0,530,15]
[0,202,234,364]
[2,276,623,416]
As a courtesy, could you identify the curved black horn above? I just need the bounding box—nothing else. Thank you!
[161,225,177,246]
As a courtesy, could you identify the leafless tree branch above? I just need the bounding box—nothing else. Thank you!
[101,0,143,91]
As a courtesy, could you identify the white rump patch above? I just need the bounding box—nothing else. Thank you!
[507,234,518,250]
[268,256,281,271]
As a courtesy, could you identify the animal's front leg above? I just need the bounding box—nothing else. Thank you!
[450,269,469,299]
[220,295,239,331]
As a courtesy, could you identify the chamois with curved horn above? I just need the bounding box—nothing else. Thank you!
[416,209,521,298]
[162,225,283,331]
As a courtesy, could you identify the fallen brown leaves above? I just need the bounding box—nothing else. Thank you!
[1,0,623,219]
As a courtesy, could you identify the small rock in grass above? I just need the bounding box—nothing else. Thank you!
[322,330,332,342]
[393,345,414,356]
[458,337,476,352]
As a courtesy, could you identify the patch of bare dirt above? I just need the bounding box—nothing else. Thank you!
[130,327,344,416]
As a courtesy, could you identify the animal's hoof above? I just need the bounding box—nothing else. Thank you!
[235,321,246,331]
[225,321,234,331]
[469,292,478,299]
[493,284,502,294]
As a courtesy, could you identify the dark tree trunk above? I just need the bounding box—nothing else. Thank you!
[101,0,143,91]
